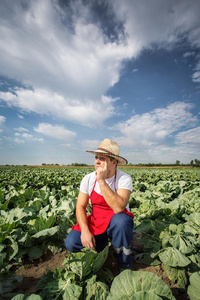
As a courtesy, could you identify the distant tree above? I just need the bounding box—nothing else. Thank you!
[194,159,200,167]
[176,160,180,165]
[190,160,194,166]
[71,163,88,166]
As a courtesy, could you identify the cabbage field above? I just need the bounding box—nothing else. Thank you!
[0,166,200,299]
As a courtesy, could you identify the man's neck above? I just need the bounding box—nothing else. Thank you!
[106,168,116,179]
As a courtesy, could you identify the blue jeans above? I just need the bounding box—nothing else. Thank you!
[65,213,134,268]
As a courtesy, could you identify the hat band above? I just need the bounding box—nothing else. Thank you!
[97,147,128,165]
[97,147,119,157]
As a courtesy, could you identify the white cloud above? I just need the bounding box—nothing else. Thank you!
[22,133,33,139]
[1,0,200,128]
[60,143,73,148]
[193,72,200,82]
[17,113,24,119]
[183,51,195,58]
[82,139,101,151]
[34,123,76,140]
[110,101,200,164]
[175,126,200,146]
[34,138,44,142]
[0,115,6,125]
[144,145,198,164]
[112,0,200,84]
[0,88,116,126]
[14,131,44,143]
[192,62,200,82]
[121,141,200,165]
[14,127,29,132]
[14,137,25,144]
[0,116,6,137]
[112,0,200,48]
[113,102,198,149]
[0,0,132,102]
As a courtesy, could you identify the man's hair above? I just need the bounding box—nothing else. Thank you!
[109,156,118,166]
[109,156,115,161]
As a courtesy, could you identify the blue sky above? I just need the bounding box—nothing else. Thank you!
[0,0,200,165]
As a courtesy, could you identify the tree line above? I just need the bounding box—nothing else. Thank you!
[129,159,200,167]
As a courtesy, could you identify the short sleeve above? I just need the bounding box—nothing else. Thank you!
[79,172,96,196]
[117,172,133,192]
[80,174,90,194]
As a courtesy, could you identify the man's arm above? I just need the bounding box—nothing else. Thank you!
[76,191,96,250]
[98,181,131,214]
[96,160,131,214]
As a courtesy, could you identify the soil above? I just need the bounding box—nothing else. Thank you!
[14,233,189,299]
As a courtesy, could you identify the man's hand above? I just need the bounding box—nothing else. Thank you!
[95,159,109,182]
[81,230,96,250]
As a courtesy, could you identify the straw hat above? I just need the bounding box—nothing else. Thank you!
[86,139,128,165]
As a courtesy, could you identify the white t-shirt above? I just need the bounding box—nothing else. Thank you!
[80,169,133,210]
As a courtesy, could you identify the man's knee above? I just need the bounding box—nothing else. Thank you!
[65,234,74,252]
[110,213,133,229]
[65,230,82,252]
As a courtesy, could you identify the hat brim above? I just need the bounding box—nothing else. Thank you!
[86,149,128,165]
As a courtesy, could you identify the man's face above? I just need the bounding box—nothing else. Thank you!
[94,154,117,173]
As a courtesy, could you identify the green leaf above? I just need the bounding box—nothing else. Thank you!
[163,265,187,289]
[169,235,194,254]
[11,228,29,245]
[27,215,56,235]
[188,253,200,273]
[56,200,76,217]
[185,212,200,226]
[6,237,19,261]
[37,268,81,299]
[184,213,200,235]
[107,270,175,300]
[187,272,200,300]
[96,267,114,284]
[0,273,23,296]
[0,243,4,253]
[26,296,43,300]
[62,285,82,300]
[26,199,42,212]
[11,295,43,300]
[66,250,98,279]
[158,247,191,267]
[130,291,162,300]
[64,245,109,280]
[37,269,60,297]
[0,252,6,268]
[58,276,82,300]
[31,226,59,239]
[134,253,159,266]
[4,207,32,224]
[0,219,16,243]
[92,244,110,273]
[28,246,43,259]
[23,188,34,200]
[85,274,109,300]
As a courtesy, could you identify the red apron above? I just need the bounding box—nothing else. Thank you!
[72,174,134,235]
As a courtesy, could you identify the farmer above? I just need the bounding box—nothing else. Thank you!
[65,139,134,269]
